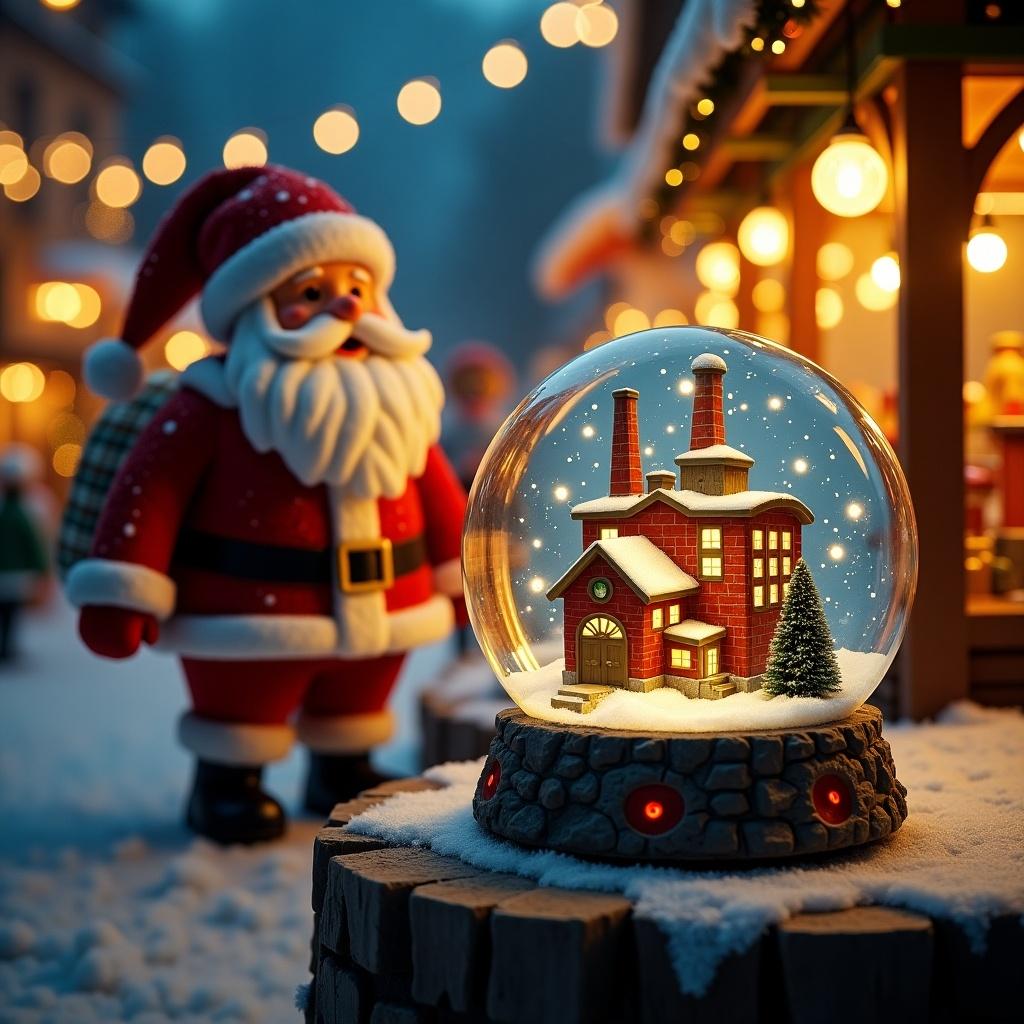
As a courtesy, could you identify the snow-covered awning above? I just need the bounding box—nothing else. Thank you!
[664,620,726,645]
[546,535,699,605]
[675,444,754,468]
[570,487,814,524]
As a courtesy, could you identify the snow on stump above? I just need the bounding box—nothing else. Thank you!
[472,705,906,862]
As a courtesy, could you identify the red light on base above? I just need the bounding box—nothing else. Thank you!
[481,759,501,800]
[812,773,853,825]
[625,784,684,835]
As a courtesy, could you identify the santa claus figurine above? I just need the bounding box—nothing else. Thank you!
[66,166,467,843]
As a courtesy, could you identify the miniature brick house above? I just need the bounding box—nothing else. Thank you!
[547,353,813,704]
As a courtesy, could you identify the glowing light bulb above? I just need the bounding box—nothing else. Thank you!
[966,229,1008,273]
[678,378,694,396]
[553,485,570,502]
[768,396,784,411]
[793,458,809,474]
[737,206,789,266]
[397,79,442,125]
[829,544,846,561]
[222,130,267,169]
[582,424,595,439]
[870,253,900,292]
[811,132,888,217]
[643,800,664,820]
[482,42,528,88]
[528,576,546,594]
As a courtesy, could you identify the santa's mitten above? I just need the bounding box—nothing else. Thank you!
[79,606,159,659]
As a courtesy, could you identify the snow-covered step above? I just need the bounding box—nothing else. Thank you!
[550,694,595,714]
[557,683,613,701]
[711,681,737,699]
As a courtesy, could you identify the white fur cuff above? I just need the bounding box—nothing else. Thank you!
[295,710,394,754]
[432,558,463,598]
[178,712,294,765]
[65,559,176,619]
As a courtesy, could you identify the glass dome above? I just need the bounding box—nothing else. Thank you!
[463,326,917,733]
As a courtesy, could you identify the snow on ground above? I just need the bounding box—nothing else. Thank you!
[0,598,453,1023]
[501,650,886,733]
[348,702,1024,996]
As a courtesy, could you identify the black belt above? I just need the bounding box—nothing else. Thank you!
[173,529,426,589]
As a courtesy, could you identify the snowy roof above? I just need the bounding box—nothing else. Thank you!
[571,488,814,524]
[547,536,699,605]
[691,352,727,373]
[675,444,754,467]
[665,620,726,644]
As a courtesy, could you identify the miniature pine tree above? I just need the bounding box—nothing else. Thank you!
[762,557,843,698]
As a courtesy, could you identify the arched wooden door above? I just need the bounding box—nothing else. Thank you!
[577,615,627,687]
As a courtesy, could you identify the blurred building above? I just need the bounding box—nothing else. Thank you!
[0,0,136,491]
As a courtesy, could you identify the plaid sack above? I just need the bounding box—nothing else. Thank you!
[57,372,179,578]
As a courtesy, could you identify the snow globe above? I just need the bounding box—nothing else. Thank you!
[466,326,915,861]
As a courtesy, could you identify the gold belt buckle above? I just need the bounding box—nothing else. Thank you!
[337,538,394,593]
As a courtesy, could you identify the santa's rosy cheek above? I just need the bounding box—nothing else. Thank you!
[277,303,312,330]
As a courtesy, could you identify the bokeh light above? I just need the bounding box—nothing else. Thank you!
[540,2,579,47]
[43,133,92,184]
[222,129,268,169]
[313,108,360,154]
[577,3,618,48]
[695,241,741,295]
[52,443,83,478]
[397,79,442,125]
[752,278,786,313]
[694,291,739,329]
[653,309,688,328]
[855,273,898,312]
[816,242,855,281]
[85,202,134,243]
[142,138,187,185]
[870,253,900,293]
[482,42,528,88]
[3,165,40,201]
[613,308,650,337]
[164,330,209,371]
[966,229,1008,273]
[815,287,844,329]
[0,363,46,403]
[811,132,889,218]
[737,206,789,266]
[94,159,142,208]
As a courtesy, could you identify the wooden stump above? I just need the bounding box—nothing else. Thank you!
[308,777,1022,1024]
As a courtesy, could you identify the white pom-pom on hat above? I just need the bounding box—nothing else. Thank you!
[83,338,145,402]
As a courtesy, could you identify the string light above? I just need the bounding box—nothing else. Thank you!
[966,226,1008,273]
[812,132,888,217]
[737,206,789,266]
[751,37,765,52]
[665,168,683,186]
[312,108,360,154]
[682,133,700,151]
[696,98,714,117]
[397,79,442,125]
[771,39,786,55]
[222,129,267,169]
[142,137,187,185]
[43,133,92,184]
[482,42,528,88]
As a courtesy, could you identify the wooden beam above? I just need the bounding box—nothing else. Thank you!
[892,60,970,718]
[722,136,793,161]
[787,165,823,364]
[761,74,848,105]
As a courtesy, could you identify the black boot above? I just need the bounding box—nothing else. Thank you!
[303,752,387,816]
[185,760,286,844]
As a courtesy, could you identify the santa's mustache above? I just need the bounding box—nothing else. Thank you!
[249,299,432,363]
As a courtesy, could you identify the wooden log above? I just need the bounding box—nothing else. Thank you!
[632,915,760,1024]
[931,914,1024,1023]
[342,847,485,975]
[317,953,371,1024]
[409,873,538,1012]
[313,827,390,914]
[486,888,633,1024]
[328,796,389,828]
[775,906,934,1024]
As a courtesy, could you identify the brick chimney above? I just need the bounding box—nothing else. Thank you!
[689,352,727,451]
[609,387,643,496]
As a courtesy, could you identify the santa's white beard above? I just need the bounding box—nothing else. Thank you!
[223,300,444,499]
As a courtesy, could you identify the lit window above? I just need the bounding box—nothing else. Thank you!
[782,530,792,550]
[701,527,722,550]
[652,608,664,629]
[783,582,790,599]
[769,557,779,578]
[752,529,764,551]
[753,584,765,608]
[769,530,779,550]
[702,556,723,578]
[753,557,764,579]
[668,603,681,625]
[600,527,619,540]
[782,556,792,576]
[671,647,691,669]
[770,583,779,605]
[705,647,719,675]
[699,527,724,579]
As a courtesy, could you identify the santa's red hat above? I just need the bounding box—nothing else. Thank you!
[84,165,397,401]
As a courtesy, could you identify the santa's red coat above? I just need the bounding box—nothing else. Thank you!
[67,384,467,662]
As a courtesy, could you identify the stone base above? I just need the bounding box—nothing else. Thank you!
[472,705,906,862]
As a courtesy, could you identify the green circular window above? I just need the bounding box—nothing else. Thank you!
[589,577,613,603]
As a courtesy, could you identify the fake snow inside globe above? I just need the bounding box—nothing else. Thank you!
[464,326,918,735]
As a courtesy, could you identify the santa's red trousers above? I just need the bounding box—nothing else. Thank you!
[181,654,404,756]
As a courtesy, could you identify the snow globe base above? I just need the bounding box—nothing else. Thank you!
[472,706,906,862]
